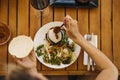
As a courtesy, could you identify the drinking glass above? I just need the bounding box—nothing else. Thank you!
[30,0,50,18]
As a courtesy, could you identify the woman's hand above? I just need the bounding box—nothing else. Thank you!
[63,15,82,43]
[13,51,37,73]
[13,51,48,80]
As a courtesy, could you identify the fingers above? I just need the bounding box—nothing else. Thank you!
[64,15,75,29]
[65,29,69,37]
[12,55,16,60]
[16,59,24,67]
[12,55,24,67]
[12,55,19,62]
[65,19,70,29]
[32,51,36,57]
[29,50,35,57]
[66,15,72,20]
[64,15,72,24]
[29,51,36,62]
[64,15,72,29]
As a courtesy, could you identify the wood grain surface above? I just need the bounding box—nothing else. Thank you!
[113,0,120,70]
[0,0,120,75]
[0,0,8,75]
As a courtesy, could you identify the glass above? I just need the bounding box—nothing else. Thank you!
[29,0,50,18]
[0,22,11,45]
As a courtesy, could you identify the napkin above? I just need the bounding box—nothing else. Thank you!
[83,34,97,65]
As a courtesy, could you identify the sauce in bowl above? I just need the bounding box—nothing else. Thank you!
[0,23,11,45]
[53,26,61,39]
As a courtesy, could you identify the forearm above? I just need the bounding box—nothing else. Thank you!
[75,34,117,70]
[75,34,118,80]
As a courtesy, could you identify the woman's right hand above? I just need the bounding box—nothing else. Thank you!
[63,15,82,43]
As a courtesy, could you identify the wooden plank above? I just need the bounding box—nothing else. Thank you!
[16,0,29,69]
[77,9,89,71]
[18,0,29,35]
[113,0,120,70]
[101,0,112,60]
[30,3,41,71]
[48,76,68,80]
[41,6,53,70]
[39,71,99,75]
[89,0,101,70]
[8,0,17,67]
[77,75,97,80]
[65,8,77,70]
[90,0,100,49]
[0,71,7,76]
[53,7,65,71]
[0,0,8,73]
[54,7,65,21]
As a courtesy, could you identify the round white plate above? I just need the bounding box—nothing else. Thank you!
[34,21,81,69]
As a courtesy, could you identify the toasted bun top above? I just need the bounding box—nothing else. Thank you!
[8,35,33,58]
[48,28,62,43]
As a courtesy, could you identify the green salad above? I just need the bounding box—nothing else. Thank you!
[35,42,76,65]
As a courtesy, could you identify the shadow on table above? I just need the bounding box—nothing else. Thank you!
[0,76,5,80]
[1,76,120,80]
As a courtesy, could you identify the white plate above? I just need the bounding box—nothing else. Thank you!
[34,21,81,69]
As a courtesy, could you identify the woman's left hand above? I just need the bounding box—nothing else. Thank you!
[13,51,37,72]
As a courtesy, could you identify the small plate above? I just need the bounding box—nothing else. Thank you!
[34,21,81,69]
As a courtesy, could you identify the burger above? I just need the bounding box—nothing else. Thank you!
[46,26,68,46]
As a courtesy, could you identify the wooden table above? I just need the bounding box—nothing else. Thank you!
[0,0,120,76]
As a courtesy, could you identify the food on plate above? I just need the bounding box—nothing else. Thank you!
[0,23,11,45]
[46,27,67,46]
[9,35,33,58]
[35,42,76,65]
[35,26,76,65]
